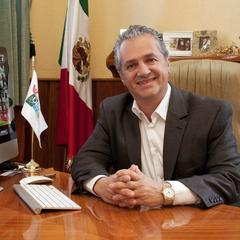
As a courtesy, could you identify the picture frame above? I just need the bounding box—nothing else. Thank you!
[163,32,193,57]
[192,30,217,56]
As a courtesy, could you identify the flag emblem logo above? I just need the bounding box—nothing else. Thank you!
[72,37,91,82]
[26,94,40,116]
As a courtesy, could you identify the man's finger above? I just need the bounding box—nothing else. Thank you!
[116,174,131,182]
[116,169,141,181]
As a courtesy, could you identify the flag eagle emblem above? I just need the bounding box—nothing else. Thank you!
[72,37,91,82]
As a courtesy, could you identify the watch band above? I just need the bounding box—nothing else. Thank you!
[162,181,175,206]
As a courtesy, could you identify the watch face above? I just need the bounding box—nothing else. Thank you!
[163,188,174,198]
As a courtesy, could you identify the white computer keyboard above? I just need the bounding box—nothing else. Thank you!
[13,184,81,214]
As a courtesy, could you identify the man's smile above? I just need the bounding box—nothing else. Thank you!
[136,77,157,85]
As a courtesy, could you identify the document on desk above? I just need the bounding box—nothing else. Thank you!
[13,184,81,214]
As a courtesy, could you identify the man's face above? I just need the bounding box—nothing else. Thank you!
[119,34,169,105]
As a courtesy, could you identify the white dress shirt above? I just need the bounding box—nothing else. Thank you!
[84,84,199,206]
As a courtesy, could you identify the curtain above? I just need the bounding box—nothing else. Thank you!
[0,0,30,105]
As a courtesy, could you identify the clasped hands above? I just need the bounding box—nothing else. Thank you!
[93,164,164,208]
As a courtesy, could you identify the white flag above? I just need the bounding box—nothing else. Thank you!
[21,70,48,148]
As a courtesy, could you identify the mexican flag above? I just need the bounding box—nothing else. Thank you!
[56,0,93,161]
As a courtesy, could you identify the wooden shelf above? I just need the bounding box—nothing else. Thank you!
[169,55,240,63]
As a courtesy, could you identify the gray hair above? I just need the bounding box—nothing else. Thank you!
[113,25,169,73]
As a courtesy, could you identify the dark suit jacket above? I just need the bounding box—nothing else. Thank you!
[72,86,240,208]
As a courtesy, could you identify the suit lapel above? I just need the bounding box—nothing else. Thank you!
[163,87,189,180]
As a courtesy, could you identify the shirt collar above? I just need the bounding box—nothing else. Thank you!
[132,83,171,121]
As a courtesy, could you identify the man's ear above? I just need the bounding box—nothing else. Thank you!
[119,72,126,86]
[166,57,170,73]
[121,79,126,86]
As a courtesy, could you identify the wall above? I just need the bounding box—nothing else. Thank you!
[30,0,240,79]
[30,0,67,78]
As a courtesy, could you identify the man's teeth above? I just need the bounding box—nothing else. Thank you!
[137,78,154,84]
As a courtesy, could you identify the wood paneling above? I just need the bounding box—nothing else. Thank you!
[15,80,65,171]
[14,78,127,171]
[35,80,66,170]
[92,78,127,121]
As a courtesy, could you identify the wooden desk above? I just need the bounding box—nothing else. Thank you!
[0,169,240,240]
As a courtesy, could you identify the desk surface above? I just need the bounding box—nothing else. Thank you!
[0,169,240,240]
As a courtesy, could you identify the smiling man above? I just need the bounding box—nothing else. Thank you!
[119,33,169,118]
[72,25,240,208]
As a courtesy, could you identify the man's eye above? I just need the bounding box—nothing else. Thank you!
[147,58,157,64]
[126,64,136,70]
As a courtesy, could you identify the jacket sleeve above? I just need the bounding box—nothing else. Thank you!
[71,102,113,192]
[179,102,240,208]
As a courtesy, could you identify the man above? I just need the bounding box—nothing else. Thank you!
[72,25,240,208]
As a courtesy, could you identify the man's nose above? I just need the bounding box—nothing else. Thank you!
[137,62,150,77]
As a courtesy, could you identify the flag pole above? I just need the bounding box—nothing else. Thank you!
[24,56,40,173]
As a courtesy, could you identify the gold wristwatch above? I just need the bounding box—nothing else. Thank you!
[162,181,175,206]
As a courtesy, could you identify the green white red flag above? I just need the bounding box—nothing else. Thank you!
[56,0,93,159]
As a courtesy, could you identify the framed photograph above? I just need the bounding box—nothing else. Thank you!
[192,30,217,56]
[163,32,193,56]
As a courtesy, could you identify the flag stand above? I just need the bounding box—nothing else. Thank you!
[23,56,41,173]
[65,157,72,172]
[24,129,41,173]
